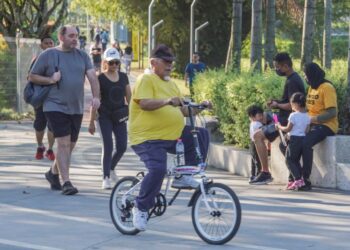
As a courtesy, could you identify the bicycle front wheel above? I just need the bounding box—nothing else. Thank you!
[191,183,241,245]
[109,176,140,235]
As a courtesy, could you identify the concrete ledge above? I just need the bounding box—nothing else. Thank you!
[207,135,350,191]
[208,143,251,177]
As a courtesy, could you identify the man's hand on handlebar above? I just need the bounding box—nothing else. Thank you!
[167,97,184,107]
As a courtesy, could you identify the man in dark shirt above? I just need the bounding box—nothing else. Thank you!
[250,52,305,185]
[184,52,206,97]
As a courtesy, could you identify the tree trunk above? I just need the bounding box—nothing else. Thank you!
[250,0,262,73]
[323,0,332,69]
[301,0,316,69]
[225,0,243,73]
[264,0,276,70]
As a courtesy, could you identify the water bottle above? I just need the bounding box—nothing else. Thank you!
[176,139,185,166]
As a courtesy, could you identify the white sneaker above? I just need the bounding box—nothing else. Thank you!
[171,175,199,189]
[110,170,118,183]
[132,207,148,231]
[102,177,112,189]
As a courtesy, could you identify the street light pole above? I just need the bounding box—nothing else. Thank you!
[152,20,164,50]
[194,21,209,52]
[148,0,156,59]
[190,0,197,63]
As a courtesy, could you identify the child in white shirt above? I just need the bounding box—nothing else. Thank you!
[276,92,310,190]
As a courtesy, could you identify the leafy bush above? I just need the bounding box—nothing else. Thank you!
[193,59,348,148]
[193,68,284,148]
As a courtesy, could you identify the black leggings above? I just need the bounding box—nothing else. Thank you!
[98,117,127,178]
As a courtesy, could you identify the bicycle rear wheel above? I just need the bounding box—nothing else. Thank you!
[191,183,241,245]
[109,176,140,235]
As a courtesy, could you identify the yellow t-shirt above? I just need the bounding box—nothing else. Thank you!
[129,73,185,145]
[306,82,338,133]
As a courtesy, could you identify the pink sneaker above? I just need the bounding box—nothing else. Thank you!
[286,181,294,190]
[289,179,305,190]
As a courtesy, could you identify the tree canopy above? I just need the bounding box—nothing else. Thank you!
[0,0,68,38]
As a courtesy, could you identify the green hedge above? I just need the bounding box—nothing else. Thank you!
[192,59,348,148]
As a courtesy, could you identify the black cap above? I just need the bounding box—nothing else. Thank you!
[150,44,175,62]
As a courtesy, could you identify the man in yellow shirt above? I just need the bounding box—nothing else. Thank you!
[302,62,338,191]
[129,44,210,231]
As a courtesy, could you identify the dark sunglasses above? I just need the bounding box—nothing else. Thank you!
[108,60,120,66]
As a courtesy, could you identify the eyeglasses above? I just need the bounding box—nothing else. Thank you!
[108,60,120,66]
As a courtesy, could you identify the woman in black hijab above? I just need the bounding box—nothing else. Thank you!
[301,62,338,190]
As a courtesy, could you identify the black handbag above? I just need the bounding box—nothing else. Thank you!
[112,106,129,123]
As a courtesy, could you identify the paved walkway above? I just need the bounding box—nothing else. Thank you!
[0,70,350,250]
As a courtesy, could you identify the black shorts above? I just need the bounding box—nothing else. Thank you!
[34,106,51,132]
[261,124,279,142]
[44,112,83,142]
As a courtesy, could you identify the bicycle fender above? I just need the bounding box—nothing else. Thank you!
[188,189,201,207]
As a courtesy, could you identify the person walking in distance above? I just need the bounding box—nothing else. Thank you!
[31,36,56,161]
[90,36,103,74]
[122,43,133,74]
[29,25,100,195]
[88,48,131,189]
[184,52,206,97]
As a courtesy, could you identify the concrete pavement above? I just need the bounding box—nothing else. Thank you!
[1,70,350,249]
[1,120,350,250]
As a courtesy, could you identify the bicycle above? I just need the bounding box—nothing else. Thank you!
[109,101,241,245]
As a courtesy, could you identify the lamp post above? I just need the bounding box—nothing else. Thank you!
[148,0,156,59]
[16,29,22,113]
[152,19,164,50]
[190,0,197,63]
[194,21,209,52]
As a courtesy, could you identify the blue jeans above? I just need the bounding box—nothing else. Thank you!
[131,126,209,211]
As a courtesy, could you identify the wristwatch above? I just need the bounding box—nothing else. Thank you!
[168,99,174,106]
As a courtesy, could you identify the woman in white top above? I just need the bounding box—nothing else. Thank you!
[276,92,310,190]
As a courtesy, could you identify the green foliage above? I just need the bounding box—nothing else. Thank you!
[193,68,284,148]
[331,38,349,59]
[0,40,16,109]
[325,59,349,134]
[0,108,33,121]
[193,59,348,148]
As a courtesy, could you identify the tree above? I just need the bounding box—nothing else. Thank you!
[225,0,243,73]
[264,0,276,70]
[250,0,263,73]
[348,21,350,91]
[0,0,68,38]
[323,0,332,69]
[301,0,316,68]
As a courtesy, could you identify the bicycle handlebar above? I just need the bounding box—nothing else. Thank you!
[182,100,209,110]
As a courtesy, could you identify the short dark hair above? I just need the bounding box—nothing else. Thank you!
[290,92,306,108]
[40,35,53,42]
[273,52,293,67]
[247,105,264,117]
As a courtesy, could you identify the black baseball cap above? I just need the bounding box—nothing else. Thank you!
[151,44,176,62]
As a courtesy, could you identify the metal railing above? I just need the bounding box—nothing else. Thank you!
[0,35,41,113]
